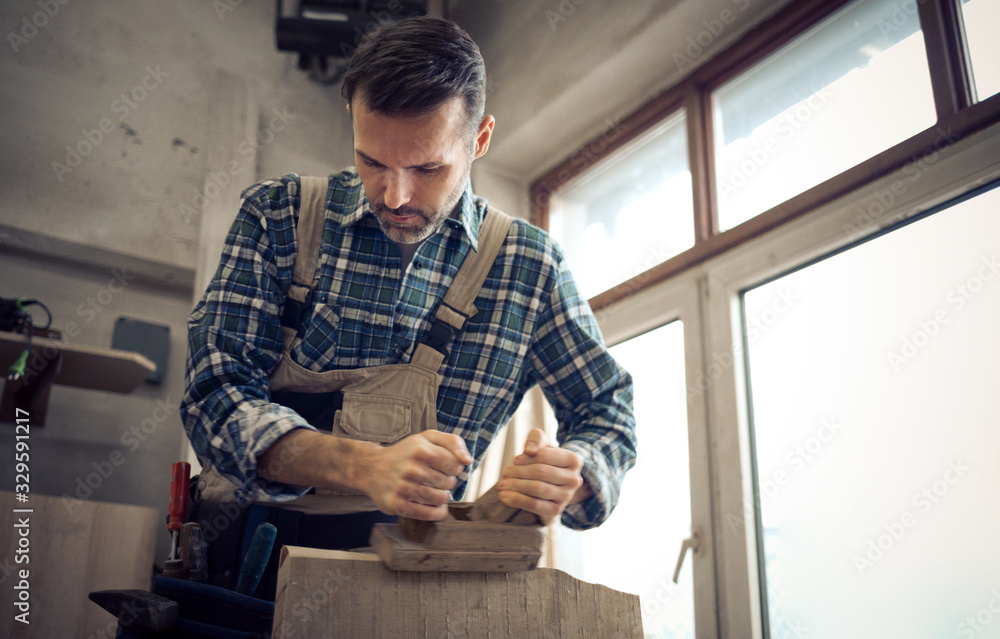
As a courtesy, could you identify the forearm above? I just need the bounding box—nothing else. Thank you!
[256,428,379,491]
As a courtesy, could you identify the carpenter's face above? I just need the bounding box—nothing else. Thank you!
[352,96,493,245]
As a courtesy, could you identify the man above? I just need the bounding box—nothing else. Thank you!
[181,16,636,599]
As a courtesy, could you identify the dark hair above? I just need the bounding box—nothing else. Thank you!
[341,16,486,137]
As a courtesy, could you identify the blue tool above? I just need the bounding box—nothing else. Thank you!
[236,522,277,597]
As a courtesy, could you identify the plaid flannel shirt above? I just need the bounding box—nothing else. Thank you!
[181,169,636,529]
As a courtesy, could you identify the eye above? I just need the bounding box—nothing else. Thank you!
[359,156,384,170]
[417,167,440,175]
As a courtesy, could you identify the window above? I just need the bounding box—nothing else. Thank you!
[712,0,937,231]
[555,321,694,639]
[743,183,1000,637]
[530,0,1000,635]
[962,0,1000,101]
[548,112,692,299]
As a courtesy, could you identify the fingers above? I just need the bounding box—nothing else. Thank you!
[376,465,453,520]
[396,502,448,521]
[498,444,584,522]
[513,441,582,472]
[501,456,583,496]
[497,488,564,521]
[421,430,473,469]
[522,427,548,456]
[372,432,472,519]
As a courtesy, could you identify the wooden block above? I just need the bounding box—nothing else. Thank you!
[273,546,643,639]
[0,491,158,639]
[422,518,543,551]
[370,523,541,572]
[397,515,432,542]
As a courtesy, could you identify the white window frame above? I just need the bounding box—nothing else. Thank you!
[593,120,1000,637]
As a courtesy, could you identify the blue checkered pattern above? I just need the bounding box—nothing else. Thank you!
[181,169,636,529]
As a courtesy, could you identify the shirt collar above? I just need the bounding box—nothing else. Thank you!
[338,168,485,252]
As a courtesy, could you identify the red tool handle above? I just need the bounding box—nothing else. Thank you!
[167,461,191,532]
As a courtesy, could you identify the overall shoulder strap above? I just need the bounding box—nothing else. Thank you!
[281,176,329,333]
[441,207,514,322]
[416,207,514,361]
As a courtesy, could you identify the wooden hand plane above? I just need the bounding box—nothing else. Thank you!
[369,483,544,572]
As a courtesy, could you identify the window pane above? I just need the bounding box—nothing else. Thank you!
[555,321,694,638]
[549,112,692,299]
[962,0,1000,101]
[713,0,936,231]
[742,184,1000,637]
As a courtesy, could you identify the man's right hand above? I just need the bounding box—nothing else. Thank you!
[258,428,472,522]
[359,430,472,521]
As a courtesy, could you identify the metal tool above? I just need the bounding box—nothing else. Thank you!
[88,589,179,631]
[163,461,191,578]
[180,522,208,582]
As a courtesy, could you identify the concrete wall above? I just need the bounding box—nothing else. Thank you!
[0,0,354,567]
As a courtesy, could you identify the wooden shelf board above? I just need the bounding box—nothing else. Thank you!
[0,331,156,393]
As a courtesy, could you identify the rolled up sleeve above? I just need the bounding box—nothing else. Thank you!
[527,256,637,530]
[181,184,316,502]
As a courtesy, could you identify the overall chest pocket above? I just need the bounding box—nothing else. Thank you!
[331,363,442,445]
[292,300,342,367]
[335,392,413,443]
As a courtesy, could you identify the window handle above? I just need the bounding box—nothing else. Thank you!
[672,529,701,584]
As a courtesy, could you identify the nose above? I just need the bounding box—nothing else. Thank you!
[383,170,412,210]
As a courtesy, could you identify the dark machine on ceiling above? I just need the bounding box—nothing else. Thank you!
[275,0,431,84]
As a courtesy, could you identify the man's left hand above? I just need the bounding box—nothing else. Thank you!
[497,428,592,524]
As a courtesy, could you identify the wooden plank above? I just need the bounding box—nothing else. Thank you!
[273,546,644,639]
[0,491,158,639]
[0,331,155,393]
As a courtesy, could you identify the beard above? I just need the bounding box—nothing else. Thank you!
[372,202,441,245]
[372,165,471,245]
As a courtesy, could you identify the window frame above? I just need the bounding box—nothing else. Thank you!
[596,271,718,637]
[530,0,1000,314]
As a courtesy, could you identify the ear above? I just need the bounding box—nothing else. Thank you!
[472,115,495,159]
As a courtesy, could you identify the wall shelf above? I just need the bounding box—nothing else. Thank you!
[1,330,156,424]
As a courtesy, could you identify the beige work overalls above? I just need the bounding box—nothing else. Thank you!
[197,176,513,515]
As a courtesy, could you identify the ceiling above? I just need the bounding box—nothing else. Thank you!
[448,0,795,183]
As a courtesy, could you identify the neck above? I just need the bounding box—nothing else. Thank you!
[397,241,421,269]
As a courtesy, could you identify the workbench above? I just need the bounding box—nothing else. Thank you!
[273,546,644,638]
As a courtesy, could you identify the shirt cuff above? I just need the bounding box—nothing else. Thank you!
[558,440,622,530]
[225,401,319,503]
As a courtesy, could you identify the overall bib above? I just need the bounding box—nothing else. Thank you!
[191,176,513,600]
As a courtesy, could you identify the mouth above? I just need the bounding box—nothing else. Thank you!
[377,205,425,226]
[387,212,419,224]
